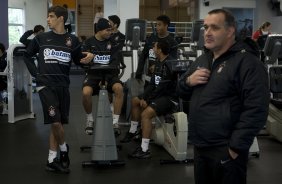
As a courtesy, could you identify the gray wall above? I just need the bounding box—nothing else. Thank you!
[254,0,282,34]
[197,0,282,34]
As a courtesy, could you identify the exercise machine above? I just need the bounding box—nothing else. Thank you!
[264,34,282,142]
[81,65,125,167]
[5,44,35,123]
[124,18,147,120]
[151,59,193,164]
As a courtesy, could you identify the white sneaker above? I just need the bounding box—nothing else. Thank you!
[113,123,121,137]
[85,118,94,135]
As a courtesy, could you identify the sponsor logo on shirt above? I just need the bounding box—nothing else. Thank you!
[44,48,71,63]
[93,54,111,64]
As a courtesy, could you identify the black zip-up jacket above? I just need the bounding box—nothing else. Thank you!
[135,33,178,79]
[141,56,178,103]
[23,31,83,87]
[177,38,269,154]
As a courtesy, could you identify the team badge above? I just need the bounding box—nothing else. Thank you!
[115,36,119,41]
[107,43,112,50]
[48,106,56,117]
[66,37,72,47]
[217,61,226,73]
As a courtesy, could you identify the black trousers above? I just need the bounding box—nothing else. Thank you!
[194,145,248,184]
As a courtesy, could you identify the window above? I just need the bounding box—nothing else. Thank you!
[8,8,24,46]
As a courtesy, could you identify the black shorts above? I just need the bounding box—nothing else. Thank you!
[147,96,176,116]
[82,74,123,95]
[38,86,70,124]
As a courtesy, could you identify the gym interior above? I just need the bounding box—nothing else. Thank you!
[1,0,282,184]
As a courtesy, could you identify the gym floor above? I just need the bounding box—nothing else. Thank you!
[0,75,282,184]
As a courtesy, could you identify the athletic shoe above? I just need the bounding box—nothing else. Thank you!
[45,158,70,174]
[120,131,138,143]
[85,118,94,135]
[128,147,151,159]
[113,123,121,137]
[60,144,70,168]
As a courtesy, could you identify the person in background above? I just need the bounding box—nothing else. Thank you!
[63,4,73,33]
[0,42,7,83]
[252,21,271,42]
[0,42,8,113]
[252,21,271,60]
[94,6,103,33]
[135,15,178,80]
[108,15,125,51]
[177,9,269,184]
[23,5,93,174]
[19,25,45,47]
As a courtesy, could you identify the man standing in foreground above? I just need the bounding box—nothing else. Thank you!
[23,6,93,174]
[177,9,269,184]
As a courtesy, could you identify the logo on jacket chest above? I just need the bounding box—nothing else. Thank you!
[217,61,226,73]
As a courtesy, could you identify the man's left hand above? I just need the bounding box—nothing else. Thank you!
[80,52,94,64]
[229,148,239,159]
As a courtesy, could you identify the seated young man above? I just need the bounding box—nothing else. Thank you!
[82,18,124,135]
[0,43,7,113]
[125,40,178,159]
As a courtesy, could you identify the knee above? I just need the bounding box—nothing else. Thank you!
[141,108,155,120]
[131,97,140,107]
[82,86,93,98]
[113,83,123,96]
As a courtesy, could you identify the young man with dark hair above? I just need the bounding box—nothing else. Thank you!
[135,14,178,80]
[125,40,178,158]
[19,25,45,46]
[23,5,93,174]
[82,18,124,136]
[177,9,269,184]
[108,15,125,51]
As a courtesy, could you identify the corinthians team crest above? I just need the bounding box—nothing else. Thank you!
[66,37,72,47]
[48,106,56,117]
[107,42,112,50]
[217,61,226,73]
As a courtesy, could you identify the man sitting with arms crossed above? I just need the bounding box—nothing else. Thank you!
[127,40,178,158]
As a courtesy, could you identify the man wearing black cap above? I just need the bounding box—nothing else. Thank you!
[82,18,124,136]
[108,15,125,51]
